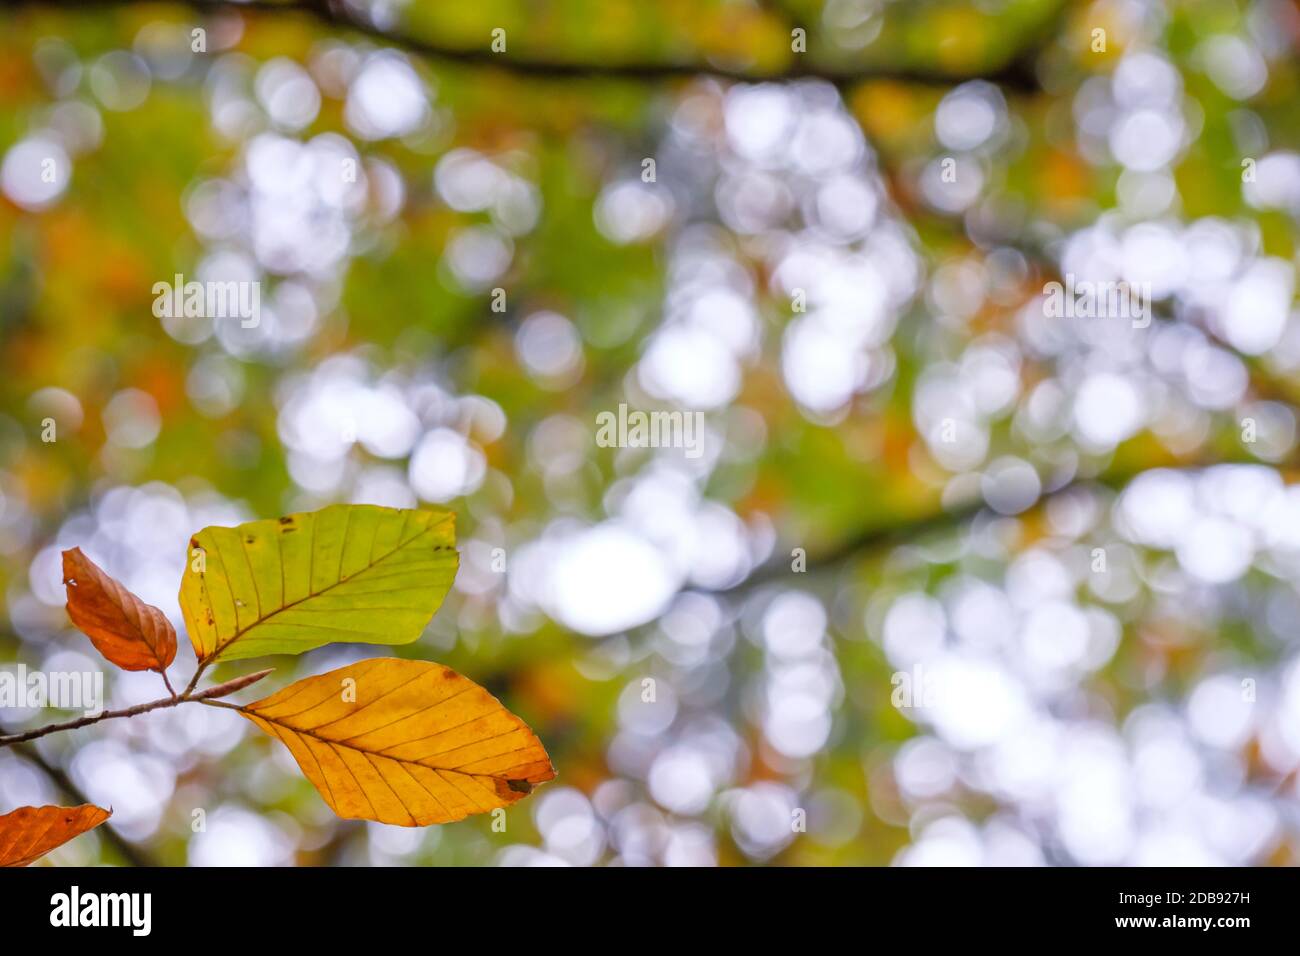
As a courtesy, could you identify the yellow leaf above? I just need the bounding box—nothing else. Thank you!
[62,547,176,672]
[239,658,555,826]
[0,804,112,867]
[180,505,458,664]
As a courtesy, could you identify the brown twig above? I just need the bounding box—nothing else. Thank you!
[0,668,271,747]
[181,660,209,698]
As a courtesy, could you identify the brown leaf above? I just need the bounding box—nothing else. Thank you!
[62,547,176,672]
[0,804,112,867]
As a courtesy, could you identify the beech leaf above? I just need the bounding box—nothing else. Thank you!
[62,547,177,672]
[0,804,112,867]
[239,658,556,826]
[179,504,458,664]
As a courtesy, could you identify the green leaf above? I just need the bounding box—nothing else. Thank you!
[179,505,458,664]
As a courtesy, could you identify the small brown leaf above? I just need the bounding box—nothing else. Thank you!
[62,547,176,672]
[0,804,112,867]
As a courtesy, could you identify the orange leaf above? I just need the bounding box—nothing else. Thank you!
[240,658,556,826]
[0,804,112,867]
[62,548,176,672]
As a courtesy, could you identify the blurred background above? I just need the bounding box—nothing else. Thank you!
[2,0,1300,866]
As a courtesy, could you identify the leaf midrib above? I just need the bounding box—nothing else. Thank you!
[241,681,535,782]
[242,707,524,783]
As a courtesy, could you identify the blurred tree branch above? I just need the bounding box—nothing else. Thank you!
[989,232,1300,408]
[722,447,1297,596]
[717,225,1300,595]
[1,0,1060,93]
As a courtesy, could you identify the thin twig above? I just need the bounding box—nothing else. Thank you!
[0,668,271,747]
[0,695,190,746]
[181,660,208,698]
[197,699,241,711]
